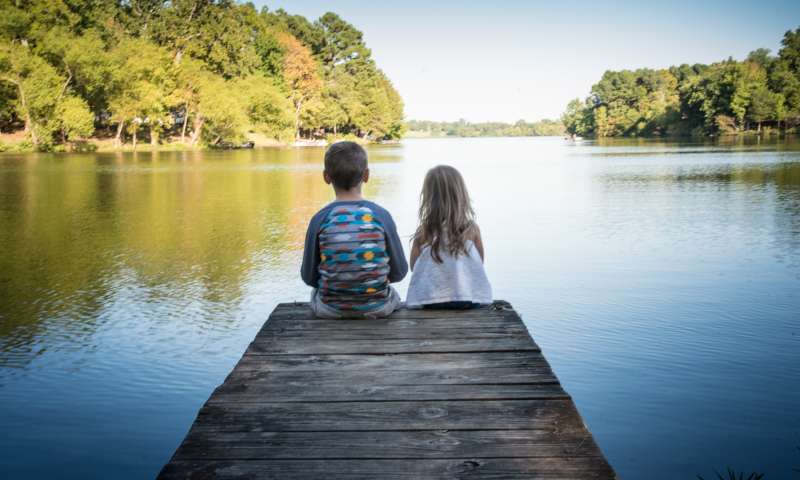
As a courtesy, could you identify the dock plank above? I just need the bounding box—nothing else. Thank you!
[222,366,559,386]
[159,458,615,480]
[192,399,584,432]
[173,429,600,459]
[246,336,538,355]
[234,351,550,371]
[158,302,615,479]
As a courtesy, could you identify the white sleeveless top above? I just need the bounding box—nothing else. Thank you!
[406,240,492,307]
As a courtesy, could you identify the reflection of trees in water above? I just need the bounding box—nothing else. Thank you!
[589,135,800,156]
[597,160,800,271]
[0,148,395,369]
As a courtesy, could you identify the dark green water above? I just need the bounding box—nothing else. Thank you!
[1,137,799,478]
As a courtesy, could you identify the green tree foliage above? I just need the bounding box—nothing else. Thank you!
[0,1,405,149]
[55,95,94,141]
[563,27,800,137]
[0,41,66,147]
[561,99,593,136]
[195,74,248,145]
[236,74,293,140]
[772,28,800,127]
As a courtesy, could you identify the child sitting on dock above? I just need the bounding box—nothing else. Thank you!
[301,141,408,318]
[406,165,492,309]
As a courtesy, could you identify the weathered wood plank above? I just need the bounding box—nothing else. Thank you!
[172,429,601,460]
[265,303,517,321]
[159,457,615,480]
[235,351,548,371]
[246,336,539,355]
[259,325,531,338]
[222,366,559,387]
[208,382,567,403]
[193,399,582,432]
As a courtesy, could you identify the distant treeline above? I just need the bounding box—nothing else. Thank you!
[562,27,800,138]
[0,1,404,150]
[405,119,565,138]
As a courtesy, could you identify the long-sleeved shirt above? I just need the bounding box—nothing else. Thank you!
[301,200,408,312]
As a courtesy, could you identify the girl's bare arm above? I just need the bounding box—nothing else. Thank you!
[410,236,422,270]
[472,224,485,262]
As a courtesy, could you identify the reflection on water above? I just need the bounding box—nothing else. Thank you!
[0,138,799,479]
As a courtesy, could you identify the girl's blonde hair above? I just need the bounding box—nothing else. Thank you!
[415,165,476,263]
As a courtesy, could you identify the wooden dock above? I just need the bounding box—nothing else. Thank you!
[158,301,615,479]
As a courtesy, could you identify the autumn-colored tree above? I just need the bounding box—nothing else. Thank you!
[278,33,322,140]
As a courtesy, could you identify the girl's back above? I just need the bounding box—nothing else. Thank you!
[406,235,491,307]
[406,165,492,308]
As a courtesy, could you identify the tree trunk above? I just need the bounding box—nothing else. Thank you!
[294,102,302,141]
[190,115,203,145]
[150,127,159,146]
[115,121,124,147]
[132,128,137,150]
[16,84,38,147]
[181,105,189,143]
[757,122,761,133]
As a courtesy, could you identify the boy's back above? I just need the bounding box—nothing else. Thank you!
[301,142,407,318]
[302,199,406,312]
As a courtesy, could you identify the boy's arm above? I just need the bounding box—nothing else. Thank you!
[300,215,322,287]
[382,211,409,282]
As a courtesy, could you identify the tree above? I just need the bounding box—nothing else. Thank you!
[562,98,593,136]
[55,95,94,141]
[106,38,173,147]
[194,74,247,145]
[268,8,323,51]
[0,42,66,147]
[315,13,371,70]
[236,74,293,140]
[772,28,800,127]
[150,1,261,78]
[748,84,783,131]
[37,28,116,123]
[278,32,322,140]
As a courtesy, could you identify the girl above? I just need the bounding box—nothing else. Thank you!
[406,165,492,309]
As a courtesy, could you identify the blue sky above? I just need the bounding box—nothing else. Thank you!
[255,0,800,122]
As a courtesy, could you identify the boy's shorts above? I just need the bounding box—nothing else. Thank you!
[310,286,401,319]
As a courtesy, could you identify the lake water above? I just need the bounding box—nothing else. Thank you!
[1,137,799,479]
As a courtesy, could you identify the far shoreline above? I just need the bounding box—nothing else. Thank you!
[3,131,798,155]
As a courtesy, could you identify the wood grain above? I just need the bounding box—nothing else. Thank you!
[157,302,616,479]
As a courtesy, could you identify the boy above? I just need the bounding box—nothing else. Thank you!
[301,141,408,318]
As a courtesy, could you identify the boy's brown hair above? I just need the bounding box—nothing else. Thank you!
[324,141,368,190]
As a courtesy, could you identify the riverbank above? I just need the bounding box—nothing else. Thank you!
[0,132,370,154]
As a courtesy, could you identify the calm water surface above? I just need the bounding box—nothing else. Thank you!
[1,137,799,479]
